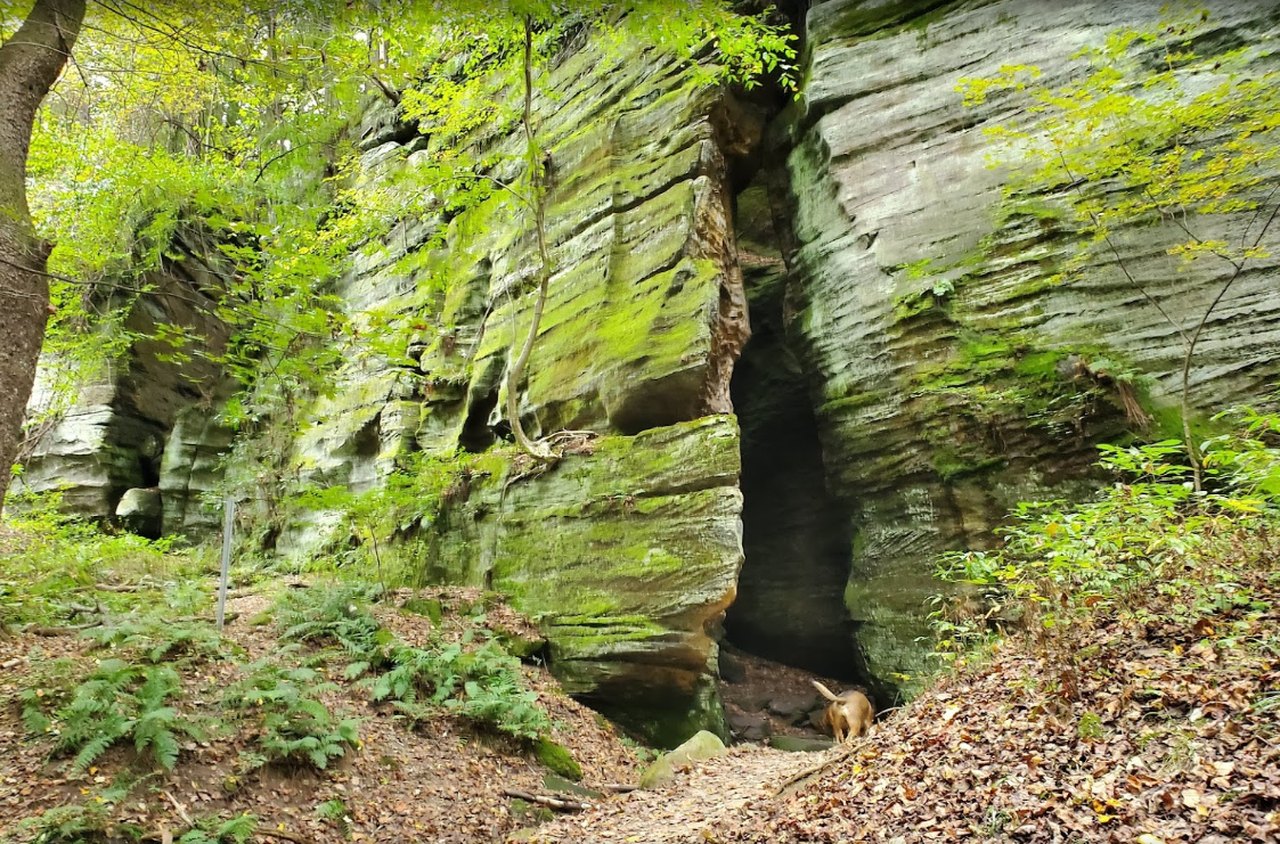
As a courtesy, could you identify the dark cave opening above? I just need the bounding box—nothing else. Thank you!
[722,179,864,683]
[725,328,862,681]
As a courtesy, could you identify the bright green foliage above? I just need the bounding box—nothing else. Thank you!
[21,658,203,773]
[269,582,553,741]
[223,661,359,771]
[933,407,1280,656]
[955,10,1280,479]
[0,491,202,627]
[291,450,475,587]
[85,617,227,665]
[373,638,552,741]
[958,15,1279,271]
[20,0,795,518]
[16,780,138,844]
[177,813,257,844]
[273,583,392,675]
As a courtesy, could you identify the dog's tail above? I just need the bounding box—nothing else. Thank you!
[811,679,840,702]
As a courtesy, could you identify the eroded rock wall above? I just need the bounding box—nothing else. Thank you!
[274,36,765,742]
[20,232,233,536]
[781,0,1280,692]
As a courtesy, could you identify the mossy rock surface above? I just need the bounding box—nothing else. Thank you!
[637,730,727,789]
[429,416,743,746]
[533,739,583,782]
[781,0,1280,698]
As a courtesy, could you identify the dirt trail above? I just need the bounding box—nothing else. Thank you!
[522,744,838,843]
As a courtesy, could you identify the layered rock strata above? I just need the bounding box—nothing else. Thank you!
[781,0,1280,691]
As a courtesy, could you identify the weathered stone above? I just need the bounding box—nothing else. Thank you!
[266,31,767,739]
[428,416,743,746]
[718,647,747,684]
[726,710,771,742]
[638,730,727,789]
[25,231,233,532]
[768,693,820,722]
[159,403,234,537]
[777,0,1280,696]
[115,487,162,538]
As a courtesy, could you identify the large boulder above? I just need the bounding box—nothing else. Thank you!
[429,416,744,746]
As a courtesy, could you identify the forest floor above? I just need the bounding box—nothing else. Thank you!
[0,541,641,843]
[529,550,1280,843]
[2,525,1278,843]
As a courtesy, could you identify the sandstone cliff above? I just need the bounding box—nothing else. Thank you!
[21,0,1280,742]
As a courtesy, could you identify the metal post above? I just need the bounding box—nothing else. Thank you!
[216,495,234,633]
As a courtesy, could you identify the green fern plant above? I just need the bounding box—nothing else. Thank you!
[22,659,204,773]
[85,618,227,664]
[370,638,551,741]
[274,585,391,676]
[177,813,257,844]
[18,801,140,844]
[224,662,359,770]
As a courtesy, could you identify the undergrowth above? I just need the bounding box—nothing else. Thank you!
[224,662,360,771]
[933,405,1280,682]
[274,584,554,742]
[20,658,205,773]
[0,490,210,627]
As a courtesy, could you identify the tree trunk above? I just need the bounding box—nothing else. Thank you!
[504,15,553,461]
[0,0,86,512]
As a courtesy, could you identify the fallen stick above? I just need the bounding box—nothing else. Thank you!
[600,783,637,794]
[28,621,103,636]
[162,790,194,828]
[773,743,860,797]
[502,788,590,812]
[84,583,150,593]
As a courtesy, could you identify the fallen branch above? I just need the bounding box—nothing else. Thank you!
[162,791,194,827]
[600,783,637,794]
[87,583,151,593]
[773,742,861,797]
[27,620,103,636]
[502,788,590,812]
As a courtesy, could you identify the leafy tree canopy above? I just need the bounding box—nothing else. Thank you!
[21,0,795,459]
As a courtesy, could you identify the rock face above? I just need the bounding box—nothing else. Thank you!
[775,0,1280,693]
[21,1,1280,740]
[429,416,744,745]
[266,37,765,743]
[20,236,233,530]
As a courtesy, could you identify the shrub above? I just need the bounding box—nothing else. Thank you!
[21,658,202,773]
[85,618,227,664]
[224,662,359,770]
[371,638,551,741]
[933,408,1280,659]
[274,584,391,675]
[177,813,257,844]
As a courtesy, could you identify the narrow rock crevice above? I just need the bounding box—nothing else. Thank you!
[724,168,868,685]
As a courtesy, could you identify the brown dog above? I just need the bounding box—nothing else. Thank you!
[811,680,874,743]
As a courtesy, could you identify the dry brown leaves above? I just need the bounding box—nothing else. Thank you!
[0,585,640,844]
[709,565,1280,843]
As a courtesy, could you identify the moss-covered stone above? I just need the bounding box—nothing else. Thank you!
[425,416,743,746]
[637,729,727,788]
[533,738,583,782]
[783,0,1280,702]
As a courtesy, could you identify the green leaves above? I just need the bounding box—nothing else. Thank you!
[224,660,360,771]
[933,407,1280,658]
[959,10,1280,279]
[21,657,202,773]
